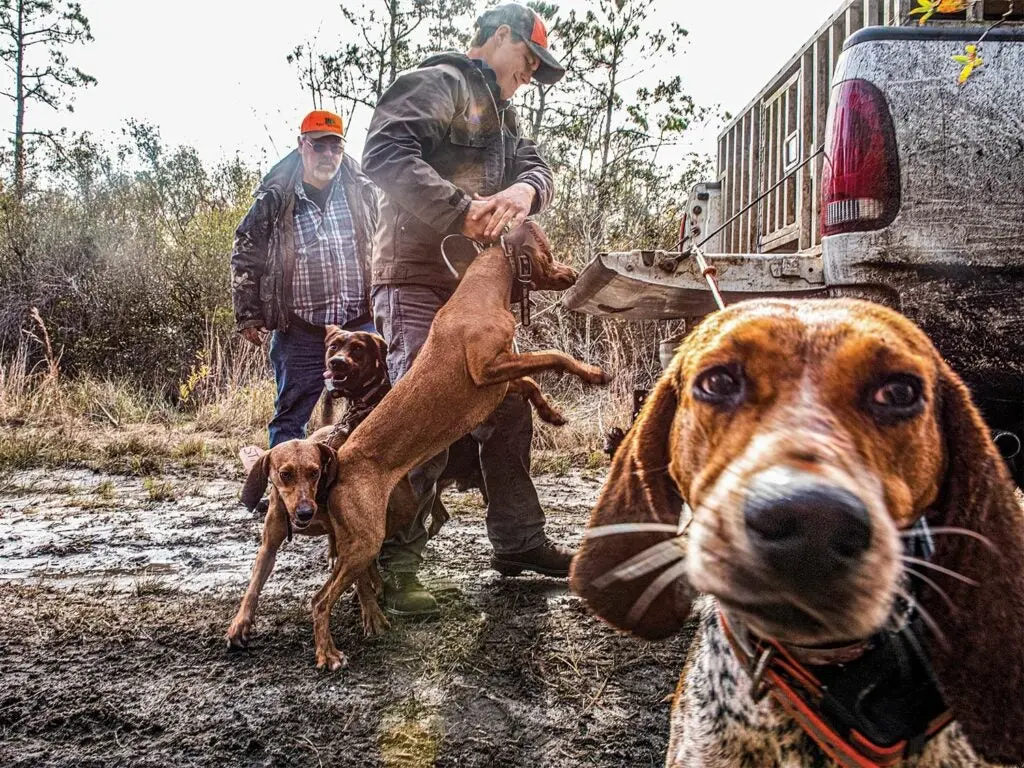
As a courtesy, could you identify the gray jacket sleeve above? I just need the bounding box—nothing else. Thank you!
[361,67,471,234]
[513,136,554,215]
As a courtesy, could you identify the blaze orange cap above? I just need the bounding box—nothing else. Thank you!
[300,110,345,140]
[476,4,565,85]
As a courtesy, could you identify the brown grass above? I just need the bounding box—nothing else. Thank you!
[0,306,669,471]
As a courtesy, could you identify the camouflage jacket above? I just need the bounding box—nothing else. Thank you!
[230,151,378,332]
[361,53,554,289]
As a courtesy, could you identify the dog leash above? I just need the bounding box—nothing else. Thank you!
[439,232,533,326]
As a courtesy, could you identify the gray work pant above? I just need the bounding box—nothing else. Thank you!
[371,284,547,572]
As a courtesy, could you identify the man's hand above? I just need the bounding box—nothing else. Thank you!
[241,326,267,346]
[460,199,497,242]
[465,183,536,243]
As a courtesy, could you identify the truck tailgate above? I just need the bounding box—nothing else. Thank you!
[562,250,825,321]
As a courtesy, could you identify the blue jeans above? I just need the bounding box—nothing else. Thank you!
[372,284,547,572]
[268,318,377,447]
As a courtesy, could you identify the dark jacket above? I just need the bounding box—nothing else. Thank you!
[231,151,378,332]
[362,53,555,289]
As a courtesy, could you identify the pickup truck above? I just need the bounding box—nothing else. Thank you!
[563,0,1024,485]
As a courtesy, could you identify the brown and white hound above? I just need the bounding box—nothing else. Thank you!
[571,298,1024,767]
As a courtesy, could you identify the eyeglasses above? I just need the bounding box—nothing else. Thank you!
[304,139,344,155]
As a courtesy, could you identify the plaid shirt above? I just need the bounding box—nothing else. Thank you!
[290,178,368,326]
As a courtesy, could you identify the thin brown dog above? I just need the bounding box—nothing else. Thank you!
[227,439,392,651]
[307,220,610,671]
[571,298,1024,767]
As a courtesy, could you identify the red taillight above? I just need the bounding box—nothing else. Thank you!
[821,79,900,236]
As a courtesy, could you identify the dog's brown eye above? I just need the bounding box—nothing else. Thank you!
[868,374,923,421]
[279,470,294,484]
[694,365,745,406]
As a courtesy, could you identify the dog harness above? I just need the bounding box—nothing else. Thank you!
[720,519,952,768]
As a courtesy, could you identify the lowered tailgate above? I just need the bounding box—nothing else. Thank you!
[562,249,826,321]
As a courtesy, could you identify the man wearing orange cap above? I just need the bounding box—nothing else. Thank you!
[362,3,569,617]
[231,110,378,448]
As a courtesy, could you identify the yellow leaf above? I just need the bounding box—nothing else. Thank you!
[952,54,970,63]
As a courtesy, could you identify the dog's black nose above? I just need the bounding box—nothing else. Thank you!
[295,502,315,525]
[329,355,351,373]
[744,468,871,583]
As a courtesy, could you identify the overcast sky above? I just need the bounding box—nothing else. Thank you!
[3,0,840,172]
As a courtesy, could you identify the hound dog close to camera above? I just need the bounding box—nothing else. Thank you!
[571,298,1024,767]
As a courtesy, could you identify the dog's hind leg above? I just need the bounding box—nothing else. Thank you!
[507,377,567,425]
[226,506,288,649]
[354,570,390,637]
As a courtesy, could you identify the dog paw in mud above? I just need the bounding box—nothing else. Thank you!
[362,606,391,638]
[315,644,348,672]
[225,617,254,650]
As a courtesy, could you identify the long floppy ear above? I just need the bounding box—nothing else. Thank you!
[240,452,271,511]
[570,371,692,640]
[922,361,1024,764]
[317,442,338,490]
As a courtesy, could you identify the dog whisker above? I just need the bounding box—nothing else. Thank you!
[593,538,686,589]
[903,566,957,614]
[900,556,979,587]
[626,559,690,626]
[896,586,951,652]
[900,526,997,553]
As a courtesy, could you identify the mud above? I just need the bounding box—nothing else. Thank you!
[0,465,692,767]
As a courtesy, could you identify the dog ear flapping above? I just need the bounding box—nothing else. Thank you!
[240,453,271,512]
[924,361,1024,764]
[570,371,692,640]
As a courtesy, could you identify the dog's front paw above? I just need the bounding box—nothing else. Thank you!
[316,645,349,672]
[226,617,254,650]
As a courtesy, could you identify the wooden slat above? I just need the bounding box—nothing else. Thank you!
[775,98,784,234]
[725,127,735,252]
[799,48,814,250]
[811,35,829,249]
[863,0,884,27]
[770,99,774,237]
[751,105,762,252]
[787,82,799,226]
[729,125,739,251]
[761,222,800,252]
[781,89,789,229]
[846,0,864,34]
[738,114,749,252]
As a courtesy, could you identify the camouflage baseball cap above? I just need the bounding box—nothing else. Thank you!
[476,3,565,85]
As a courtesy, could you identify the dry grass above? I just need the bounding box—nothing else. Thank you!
[0,306,667,472]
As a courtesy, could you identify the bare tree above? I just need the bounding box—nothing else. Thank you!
[288,0,475,120]
[0,0,95,202]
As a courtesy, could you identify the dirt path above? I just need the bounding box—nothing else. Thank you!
[0,465,692,767]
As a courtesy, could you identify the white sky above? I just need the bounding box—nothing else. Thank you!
[3,0,841,172]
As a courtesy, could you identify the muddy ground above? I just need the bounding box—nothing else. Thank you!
[0,462,693,768]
